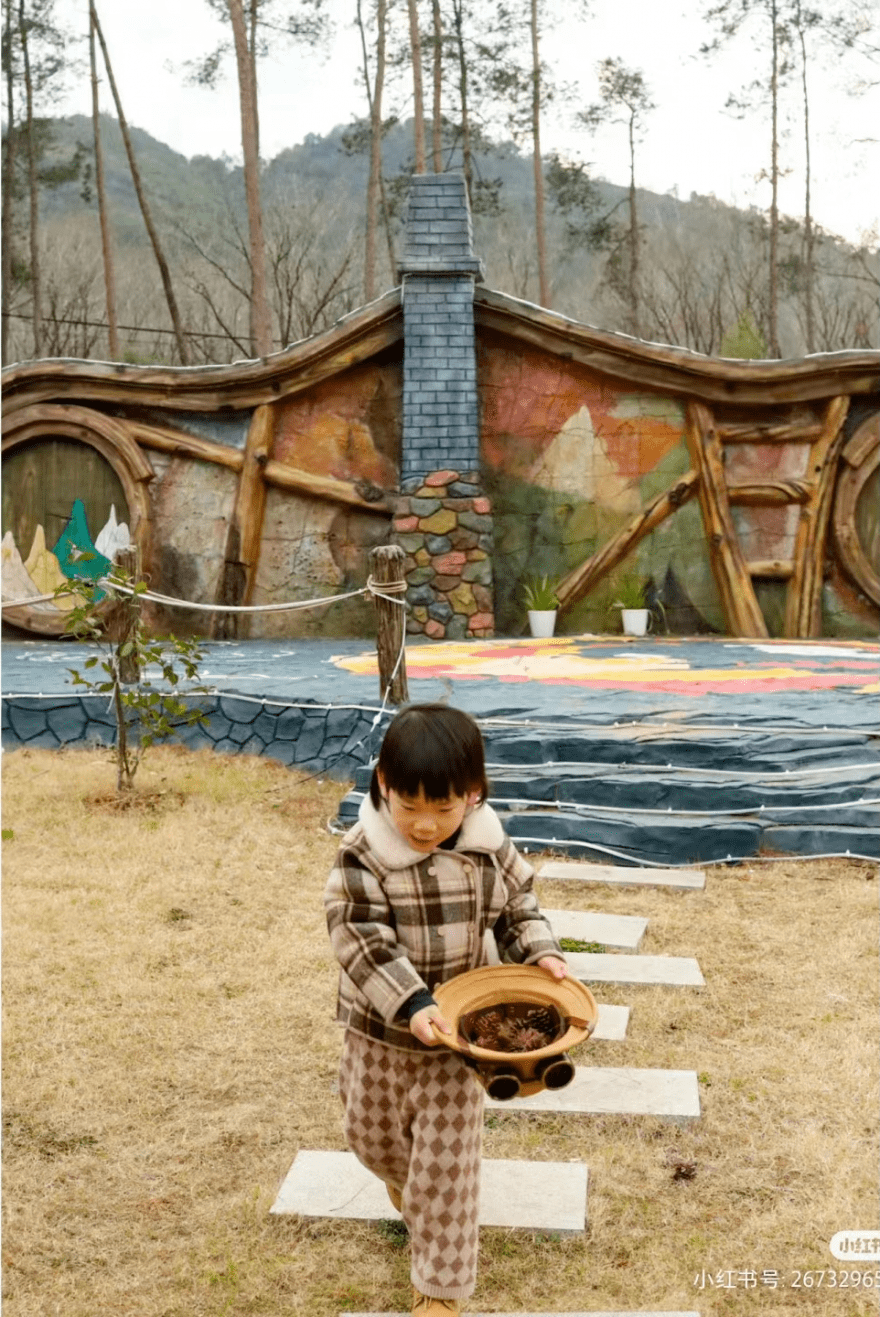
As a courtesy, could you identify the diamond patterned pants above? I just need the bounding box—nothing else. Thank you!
[339,1030,484,1300]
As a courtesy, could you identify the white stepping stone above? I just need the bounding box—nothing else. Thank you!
[545,907,648,950]
[347,1311,701,1316]
[271,1150,587,1234]
[567,951,705,987]
[486,1067,700,1120]
[592,1002,630,1041]
[540,861,706,890]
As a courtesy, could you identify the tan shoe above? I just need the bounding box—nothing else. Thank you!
[411,1289,461,1314]
[385,1181,403,1212]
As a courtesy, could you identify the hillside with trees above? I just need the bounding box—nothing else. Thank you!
[3,108,877,369]
[3,0,877,368]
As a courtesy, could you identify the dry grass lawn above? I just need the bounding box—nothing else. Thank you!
[2,745,878,1316]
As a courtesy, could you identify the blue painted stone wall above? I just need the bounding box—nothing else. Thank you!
[1,694,387,782]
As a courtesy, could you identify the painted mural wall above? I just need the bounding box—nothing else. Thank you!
[478,330,879,638]
[2,301,878,642]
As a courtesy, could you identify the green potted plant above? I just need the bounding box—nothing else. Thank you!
[523,574,559,637]
[612,575,651,637]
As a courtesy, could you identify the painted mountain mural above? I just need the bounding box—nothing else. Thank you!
[1,501,131,620]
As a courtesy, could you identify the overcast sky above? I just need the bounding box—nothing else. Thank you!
[48,0,879,248]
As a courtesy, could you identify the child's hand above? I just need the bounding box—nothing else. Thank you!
[537,955,569,980]
[409,1005,453,1046]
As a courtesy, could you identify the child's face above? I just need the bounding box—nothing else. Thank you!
[377,775,477,853]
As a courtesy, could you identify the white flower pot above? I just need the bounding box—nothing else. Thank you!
[528,609,557,638]
[621,607,650,637]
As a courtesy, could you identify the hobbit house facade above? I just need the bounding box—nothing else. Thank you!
[2,172,878,642]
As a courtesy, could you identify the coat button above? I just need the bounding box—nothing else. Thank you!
[427,866,437,876]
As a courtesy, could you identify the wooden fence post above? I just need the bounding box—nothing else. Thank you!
[370,544,409,705]
[107,544,142,684]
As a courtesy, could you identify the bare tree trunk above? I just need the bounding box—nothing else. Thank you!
[628,112,639,337]
[357,0,388,301]
[1,1,16,364]
[89,7,118,359]
[431,0,443,172]
[407,0,426,172]
[768,0,780,357]
[451,0,472,201]
[796,3,814,353]
[90,2,190,364]
[227,0,272,357]
[18,0,42,358]
[530,0,549,307]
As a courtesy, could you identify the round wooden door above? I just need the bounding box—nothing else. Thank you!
[2,437,129,558]
[2,437,131,635]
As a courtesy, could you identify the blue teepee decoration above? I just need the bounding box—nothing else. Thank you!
[52,499,112,599]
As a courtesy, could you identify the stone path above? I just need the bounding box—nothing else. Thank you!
[540,861,706,890]
[592,1003,630,1041]
[271,1150,588,1234]
[566,951,705,987]
[485,1067,700,1119]
[544,908,648,949]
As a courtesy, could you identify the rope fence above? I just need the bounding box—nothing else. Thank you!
[2,547,411,717]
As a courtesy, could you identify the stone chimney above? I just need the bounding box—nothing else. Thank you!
[393,173,494,640]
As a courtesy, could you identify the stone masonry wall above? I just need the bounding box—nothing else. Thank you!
[395,468,494,639]
[395,172,495,637]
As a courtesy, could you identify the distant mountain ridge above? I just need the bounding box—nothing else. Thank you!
[39,111,697,251]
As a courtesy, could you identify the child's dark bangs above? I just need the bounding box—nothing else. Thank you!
[377,705,487,802]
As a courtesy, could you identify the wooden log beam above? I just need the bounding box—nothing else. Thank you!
[747,559,794,580]
[370,544,409,705]
[128,421,393,515]
[129,420,244,471]
[473,286,880,406]
[556,470,699,612]
[783,395,850,638]
[685,401,768,637]
[728,480,811,506]
[212,404,273,639]
[718,420,824,443]
[1,290,403,414]
[262,459,392,515]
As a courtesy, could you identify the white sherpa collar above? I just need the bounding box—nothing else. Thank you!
[357,793,505,869]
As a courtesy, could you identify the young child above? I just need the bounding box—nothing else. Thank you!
[325,702,568,1316]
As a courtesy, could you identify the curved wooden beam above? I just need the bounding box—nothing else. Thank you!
[783,395,850,637]
[0,289,403,414]
[832,413,880,608]
[474,286,880,406]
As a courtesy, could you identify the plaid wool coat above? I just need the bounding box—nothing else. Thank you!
[324,795,564,1051]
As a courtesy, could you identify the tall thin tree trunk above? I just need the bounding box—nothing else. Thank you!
[628,112,639,337]
[407,0,426,172]
[796,5,814,354]
[90,2,190,363]
[18,0,41,358]
[768,0,780,357]
[431,0,442,172]
[228,0,272,357]
[530,0,549,307]
[451,0,472,202]
[357,0,387,301]
[89,8,118,359]
[1,0,16,364]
